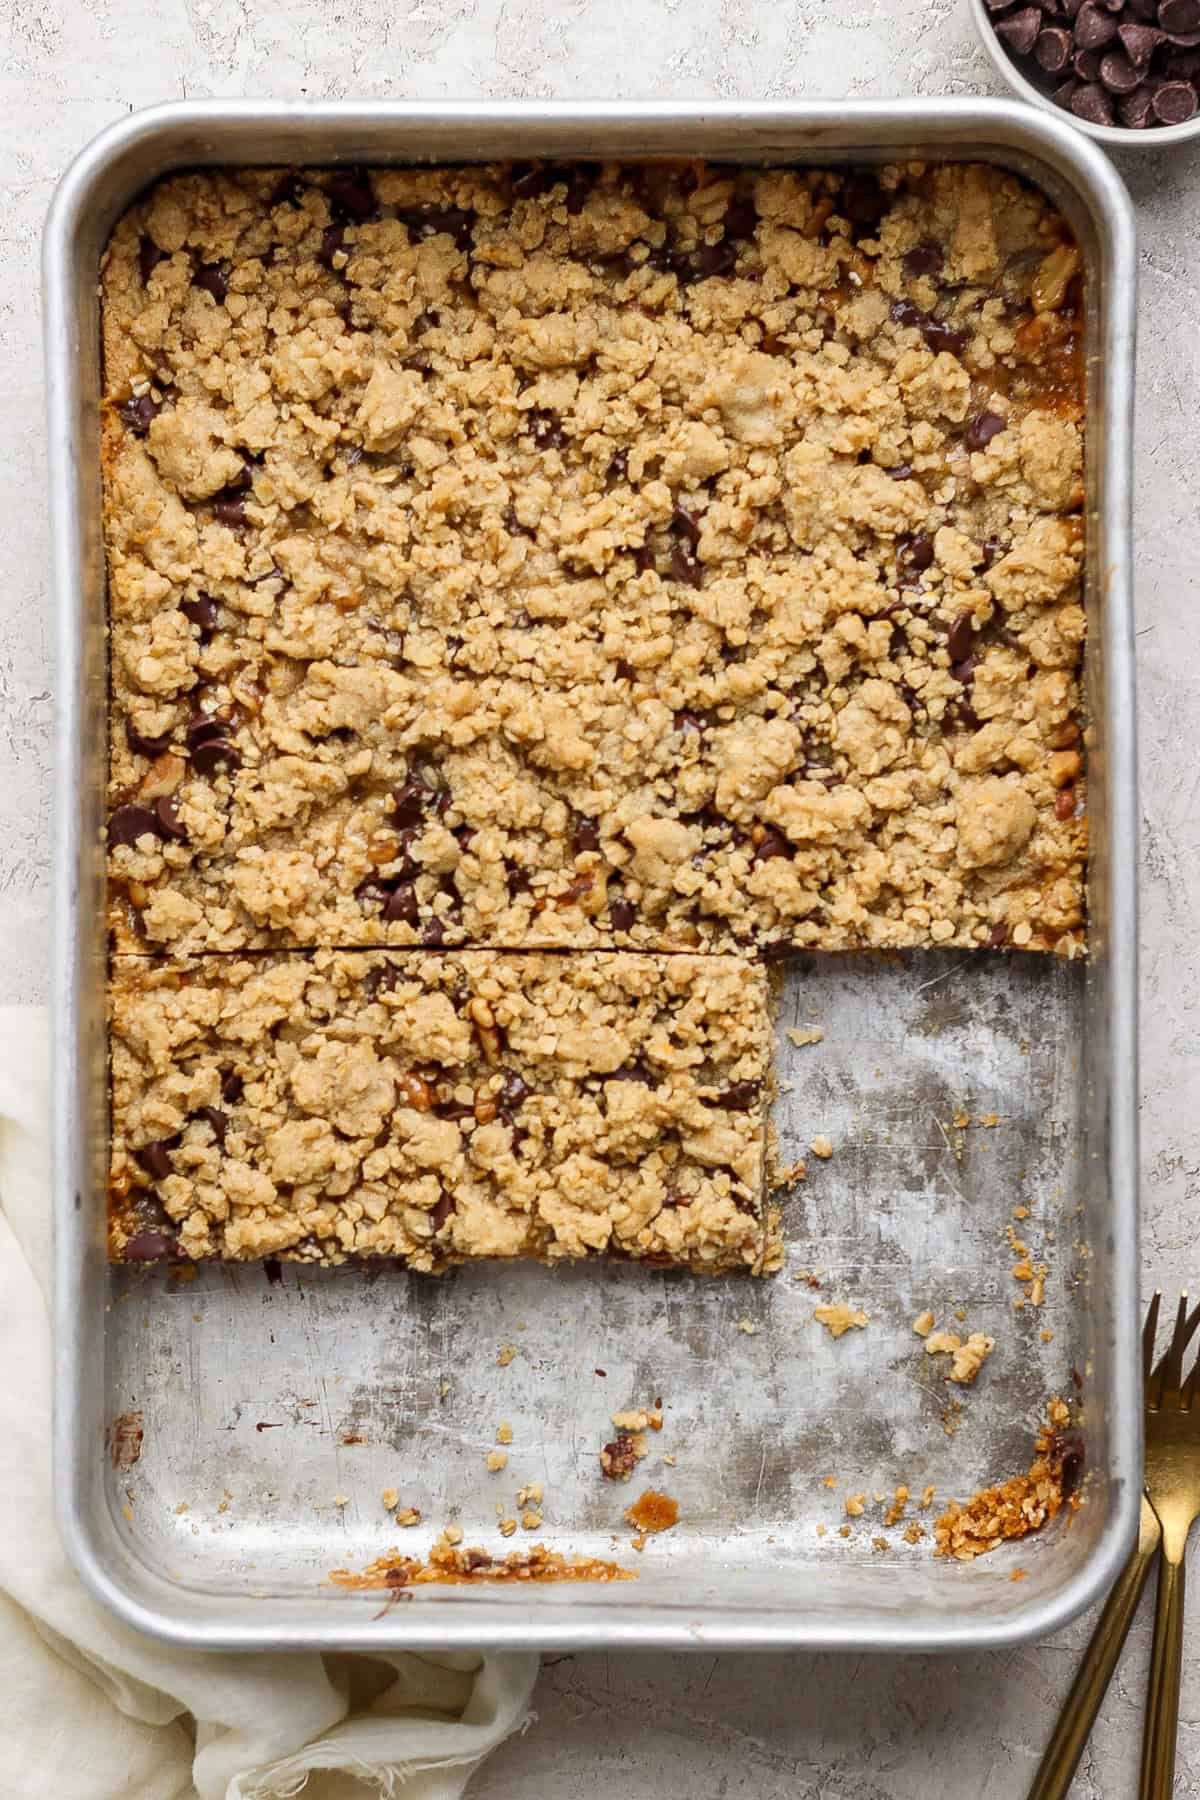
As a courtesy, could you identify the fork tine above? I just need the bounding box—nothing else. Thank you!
[1143,1291,1163,1382]
[1161,1292,1192,1401]
[1184,1344,1200,1414]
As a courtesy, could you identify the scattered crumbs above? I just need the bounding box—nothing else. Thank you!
[625,1490,680,1537]
[925,1329,962,1357]
[438,1379,452,1400]
[122,1505,134,1524]
[1013,1205,1030,1220]
[838,1524,852,1539]
[600,1432,646,1480]
[942,1400,963,1437]
[396,1507,421,1528]
[952,1109,970,1130]
[885,1486,910,1527]
[662,1453,677,1467]
[903,1522,925,1545]
[872,1490,886,1504]
[777,1159,808,1187]
[935,1401,1077,1561]
[497,1343,517,1368]
[516,1320,527,1331]
[486,1449,509,1473]
[814,1303,868,1339]
[595,1367,607,1377]
[499,1518,518,1538]
[612,1407,663,1433]
[913,1310,935,1338]
[217,1497,230,1516]
[517,1483,544,1508]
[441,1525,463,1547]
[736,1317,758,1335]
[792,1269,822,1289]
[823,1475,837,1490]
[521,1511,543,1531]
[953,1306,967,1322]
[920,1485,936,1510]
[787,1027,825,1048]
[381,1488,399,1510]
[174,1502,189,1515]
[809,1135,834,1160]
[845,1492,866,1518]
[979,1112,1000,1128]
[816,1523,827,1538]
[948,1333,996,1386]
[333,1494,350,1508]
[1011,1568,1027,1581]
[1041,1328,1055,1343]
[496,1422,513,1445]
[872,1536,889,1553]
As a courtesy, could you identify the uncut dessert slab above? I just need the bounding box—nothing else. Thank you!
[102,157,1086,960]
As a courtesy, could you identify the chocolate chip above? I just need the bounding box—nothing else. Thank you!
[903,242,944,279]
[573,817,601,854]
[422,917,446,946]
[899,533,935,571]
[193,1105,227,1147]
[139,237,166,285]
[108,804,159,849]
[1100,48,1144,87]
[1154,75,1199,115]
[528,408,564,449]
[609,894,636,932]
[723,197,758,240]
[600,1433,640,1479]
[212,493,247,529]
[1036,24,1075,66]
[633,544,656,574]
[888,462,914,481]
[946,611,978,663]
[430,1190,456,1233]
[1073,44,1105,74]
[670,545,703,588]
[965,410,1007,452]
[328,171,377,223]
[154,794,187,841]
[1054,76,1082,105]
[180,593,219,635]
[392,779,429,828]
[1164,42,1200,65]
[506,865,533,899]
[1119,18,1163,58]
[840,171,885,228]
[383,882,419,925]
[319,223,347,270]
[695,238,738,278]
[753,827,793,863]
[193,260,230,304]
[1071,80,1117,120]
[951,652,981,686]
[922,317,969,357]
[1075,0,1118,42]
[674,710,705,738]
[120,392,162,436]
[672,503,702,547]
[988,922,1010,948]
[511,162,555,200]
[185,712,231,750]
[564,164,595,215]
[1161,0,1200,28]
[1056,1432,1086,1498]
[123,1230,180,1262]
[711,1079,760,1111]
[997,5,1043,49]
[985,0,1017,9]
[1118,82,1158,122]
[498,1070,532,1112]
[124,718,171,758]
[135,1138,177,1181]
[220,1070,244,1104]
[891,299,925,329]
[1128,0,1159,15]
[263,1256,283,1285]
[191,737,241,779]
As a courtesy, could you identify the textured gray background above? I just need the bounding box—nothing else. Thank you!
[4,0,1197,1792]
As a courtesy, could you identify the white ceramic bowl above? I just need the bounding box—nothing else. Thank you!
[967,0,1200,147]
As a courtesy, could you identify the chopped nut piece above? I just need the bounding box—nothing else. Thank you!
[948,1332,996,1385]
[496,1343,517,1367]
[913,1310,936,1338]
[521,1510,543,1530]
[498,1518,517,1538]
[736,1317,758,1335]
[786,1027,825,1048]
[809,1135,834,1161]
[486,1450,509,1472]
[845,1492,866,1518]
[442,1525,463,1546]
[395,1507,421,1528]
[496,1422,513,1445]
[381,1488,399,1509]
[600,1432,646,1480]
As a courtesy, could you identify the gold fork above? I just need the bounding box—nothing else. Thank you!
[1028,1294,1199,1800]
[1139,1293,1200,1800]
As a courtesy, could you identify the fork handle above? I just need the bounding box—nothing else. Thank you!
[1139,1542,1186,1800]
[1027,1492,1161,1800]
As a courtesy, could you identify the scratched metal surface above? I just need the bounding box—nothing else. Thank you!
[49,100,1137,1650]
[105,949,1092,1614]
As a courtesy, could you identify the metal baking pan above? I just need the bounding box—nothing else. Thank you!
[45,99,1138,1652]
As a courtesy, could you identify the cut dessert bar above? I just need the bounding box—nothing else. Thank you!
[103,159,1086,959]
[108,951,774,1271]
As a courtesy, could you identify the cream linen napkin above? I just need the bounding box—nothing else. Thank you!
[0,1005,537,1800]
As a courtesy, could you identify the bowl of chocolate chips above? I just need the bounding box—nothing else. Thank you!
[971,0,1200,141]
